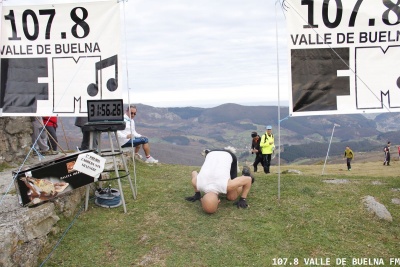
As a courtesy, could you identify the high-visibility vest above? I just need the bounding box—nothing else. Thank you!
[260,133,274,154]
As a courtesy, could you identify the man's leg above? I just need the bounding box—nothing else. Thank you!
[185,171,201,201]
[253,157,258,172]
[131,137,156,161]
[135,145,141,154]
[32,122,49,151]
[263,154,271,173]
[142,143,151,157]
[191,171,198,191]
[80,129,90,150]
[226,176,252,201]
[253,155,262,172]
[37,127,49,151]
[46,126,58,151]
[93,132,99,150]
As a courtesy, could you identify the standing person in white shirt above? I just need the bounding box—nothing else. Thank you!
[117,105,158,163]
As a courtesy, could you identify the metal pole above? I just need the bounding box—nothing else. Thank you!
[274,0,281,201]
[322,123,340,175]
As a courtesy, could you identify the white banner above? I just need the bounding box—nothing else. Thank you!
[285,0,400,116]
[0,0,121,116]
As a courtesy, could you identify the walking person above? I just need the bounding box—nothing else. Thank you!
[250,131,263,172]
[343,146,354,171]
[260,125,275,174]
[42,116,58,153]
[383,141,391,166]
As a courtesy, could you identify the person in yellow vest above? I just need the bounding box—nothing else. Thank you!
[260,125,275,174]
[343,146,354,171]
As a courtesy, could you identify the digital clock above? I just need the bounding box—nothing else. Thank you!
[86,99,123,122]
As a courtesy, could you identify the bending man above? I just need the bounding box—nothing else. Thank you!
[185,148,253,214]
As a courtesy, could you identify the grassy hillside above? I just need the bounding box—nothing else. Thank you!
[54,104,400,166]
[39,160,400,266]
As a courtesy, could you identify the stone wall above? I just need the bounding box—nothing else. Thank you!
[0,117,87,266]
[0,117,33,165]
[0,188,86,267]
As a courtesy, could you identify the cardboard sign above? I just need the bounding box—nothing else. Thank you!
[73,152,105,180]
[13,151,96,206]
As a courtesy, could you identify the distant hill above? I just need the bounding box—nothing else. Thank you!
[56,104,400,166]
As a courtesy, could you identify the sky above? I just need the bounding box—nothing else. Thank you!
[3,0,289,108]
[122,0,289,108]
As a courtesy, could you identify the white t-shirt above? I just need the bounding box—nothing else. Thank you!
[196,151,233,194]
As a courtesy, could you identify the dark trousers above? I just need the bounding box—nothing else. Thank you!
[45,126,57,151]
[384,152,390,165]
[263,154,272,173]
[80,129,99,150]
[253,154,264,172]
[346,158,352,170]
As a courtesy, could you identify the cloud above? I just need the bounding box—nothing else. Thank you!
[121,0,289,107]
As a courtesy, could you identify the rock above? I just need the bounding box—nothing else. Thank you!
[52,187,85,218]
[362,196,393,222]
[0,117,89,266]
[281,169,302,175]
[392,198,400,205]
[0,202,59,267]
[0,195,20,213]
[0,152,86,267]
[12,237,46,267]
[323,179,349,184]
[0,117,32,165]
[5,117,32,135]
[0,171,15,195]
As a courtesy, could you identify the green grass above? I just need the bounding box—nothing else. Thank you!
[39,161,400,267]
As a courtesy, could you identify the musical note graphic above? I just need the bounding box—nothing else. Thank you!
[397,76,400,89]
[87,55,118,97]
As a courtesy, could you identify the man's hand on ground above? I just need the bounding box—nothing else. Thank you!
[233,197,248,208]
[185,192,201,202]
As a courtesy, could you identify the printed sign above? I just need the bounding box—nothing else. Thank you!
[0,1,121,116]
[73,152,105,180]
[285,0,400,116]
[13,152,96,206]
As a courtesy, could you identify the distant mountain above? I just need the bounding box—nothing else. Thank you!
[56,104,400,166]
